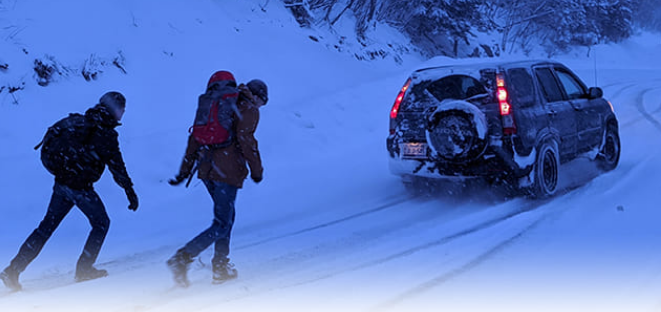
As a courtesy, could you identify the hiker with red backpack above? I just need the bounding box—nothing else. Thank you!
[0,92,139,291]
[167,71,267,286]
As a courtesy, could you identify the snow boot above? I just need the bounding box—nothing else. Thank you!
[75,266,108,283]
[0,267,22,291]
[167,250,193,288]
[212,259,237,284]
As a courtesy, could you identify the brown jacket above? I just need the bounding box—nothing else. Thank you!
[177,84,263,188]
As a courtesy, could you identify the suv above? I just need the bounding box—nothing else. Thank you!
[387,60,620,198]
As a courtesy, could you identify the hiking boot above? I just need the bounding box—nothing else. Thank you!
[75,267,108,283]
[212,260,237,284]
[0,268,22,291]
[167,251,193,288]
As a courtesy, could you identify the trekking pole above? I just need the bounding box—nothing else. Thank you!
[185,146,210,188]
[185,162,198,188]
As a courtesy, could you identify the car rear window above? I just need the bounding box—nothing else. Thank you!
[405,74,490,110]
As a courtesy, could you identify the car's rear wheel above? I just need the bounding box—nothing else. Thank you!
[530,139,559,198]
[596,124,620,171]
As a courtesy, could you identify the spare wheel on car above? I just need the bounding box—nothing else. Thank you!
[426,99,488,162]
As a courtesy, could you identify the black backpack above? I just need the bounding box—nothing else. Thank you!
[35,113,93,176]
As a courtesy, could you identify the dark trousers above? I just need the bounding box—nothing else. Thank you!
[180,180,237,265]
[8,182,110,273]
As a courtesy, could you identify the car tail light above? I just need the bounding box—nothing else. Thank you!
[390,79,411,120]
[496,74,516,135]
[390,78,411,135]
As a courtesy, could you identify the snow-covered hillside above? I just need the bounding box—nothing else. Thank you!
[2,1,661,311]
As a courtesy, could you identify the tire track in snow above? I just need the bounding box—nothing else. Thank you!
[234,195,412,250]
[603,83,635,100]
[649,90,661,115]
[633,88,661,133]
[600,82,648,130]
[293,199,547,283]
[601,78,661,101]
[615,83,661,130]
[374,211,549,311]
[213,198,550,306]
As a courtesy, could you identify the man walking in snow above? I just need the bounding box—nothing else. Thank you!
[167,71,267,287]
[0,91,139,291]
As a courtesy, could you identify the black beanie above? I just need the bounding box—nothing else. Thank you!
[247,79,268,104]
[99,91,126,110]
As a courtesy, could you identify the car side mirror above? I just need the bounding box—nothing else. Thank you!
[588,87,603,99]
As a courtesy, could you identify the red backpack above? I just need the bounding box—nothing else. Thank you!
[190,71,239,147]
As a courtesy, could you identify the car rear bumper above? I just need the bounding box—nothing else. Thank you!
[388,156,508,178]
[387,135,531,179]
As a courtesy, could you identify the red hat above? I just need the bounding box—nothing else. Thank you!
[207,70,236,88]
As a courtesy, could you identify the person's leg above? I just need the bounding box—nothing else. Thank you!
[72,188,110,281]
[211,182,237,265]
[180,180,236,258]
[209,181,238,283]
[1,183,74,290]
[167,180,236,286]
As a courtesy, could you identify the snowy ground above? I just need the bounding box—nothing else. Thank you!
[2,1,661,311]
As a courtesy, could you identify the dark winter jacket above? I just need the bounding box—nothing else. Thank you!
[177,84,263,188]
[55,104,134,191]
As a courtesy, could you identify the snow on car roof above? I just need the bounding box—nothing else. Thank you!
[411,57,558,83]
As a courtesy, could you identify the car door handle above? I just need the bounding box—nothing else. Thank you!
[570,101,584,110]
[548,110,557,116]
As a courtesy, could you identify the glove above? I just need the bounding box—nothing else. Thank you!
[126,188,139,211]
[251,173,263,184]
[168,174,186,186]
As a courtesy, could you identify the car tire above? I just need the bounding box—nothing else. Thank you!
[596,124,620,171]
[530,139,560,198]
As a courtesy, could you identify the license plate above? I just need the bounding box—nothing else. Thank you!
[400,142,427,159]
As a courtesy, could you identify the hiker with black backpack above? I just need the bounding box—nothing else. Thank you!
[0,92,139,291]
[167,71,267,287]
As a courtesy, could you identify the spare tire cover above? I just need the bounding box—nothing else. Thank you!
[426,100,488,162]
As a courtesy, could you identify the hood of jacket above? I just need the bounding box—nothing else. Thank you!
[238,83,260,109]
